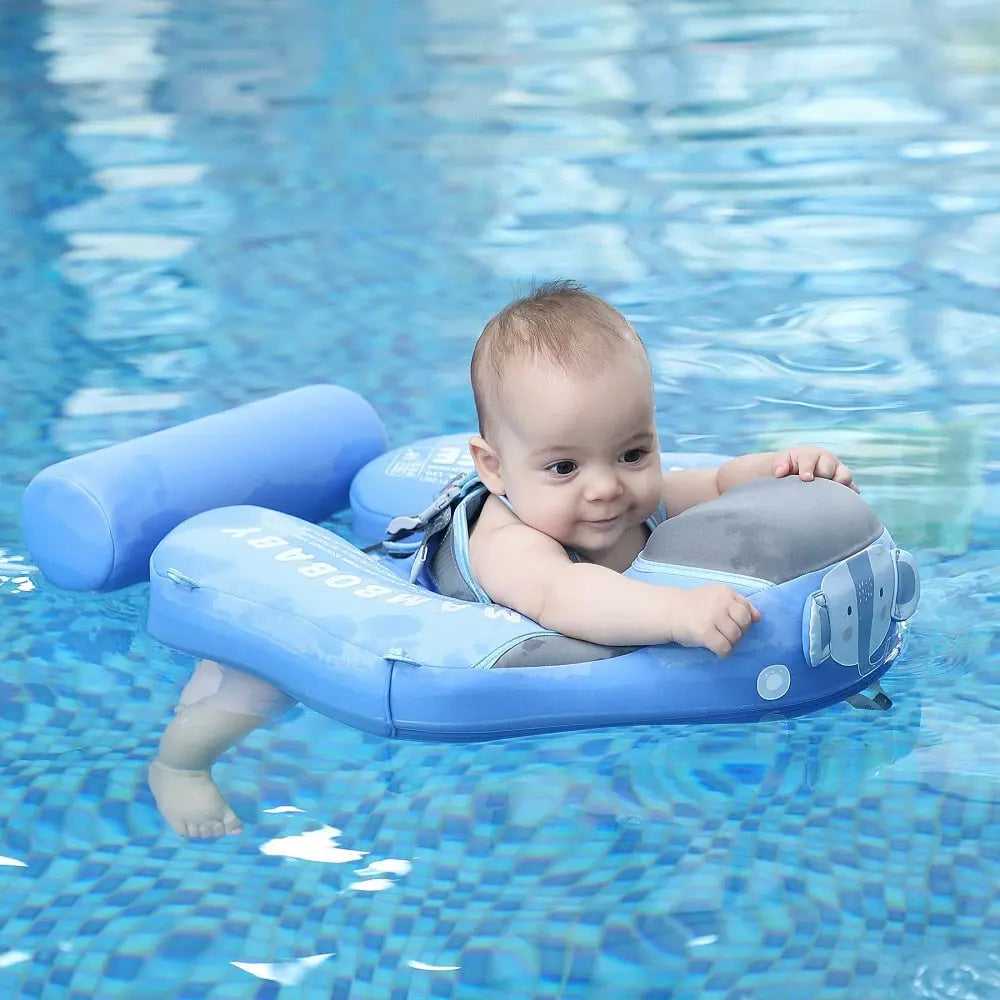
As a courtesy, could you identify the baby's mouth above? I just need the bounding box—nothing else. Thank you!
[585,514,621,527]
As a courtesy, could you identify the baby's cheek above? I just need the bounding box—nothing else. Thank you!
[547,498,575,528]
[552,501,581,537]
[526,496,568,535]
[641,475,663,514]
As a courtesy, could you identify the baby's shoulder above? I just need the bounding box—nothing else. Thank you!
[469,494,569,570]
[471,491,517,533]
[468,493,526,558]
[467,494,573,612]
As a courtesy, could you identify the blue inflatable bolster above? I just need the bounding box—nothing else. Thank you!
[22,385,387,591]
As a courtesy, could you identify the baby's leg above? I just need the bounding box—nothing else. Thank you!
[148,660,295,839]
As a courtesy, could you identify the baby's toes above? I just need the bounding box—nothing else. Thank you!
[165,817,188,837]
[222,811,243,836]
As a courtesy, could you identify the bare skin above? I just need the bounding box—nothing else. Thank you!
[148,660,293,839]
[148,760,245,840]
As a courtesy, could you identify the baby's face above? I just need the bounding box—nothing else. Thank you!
[486,348,662,558]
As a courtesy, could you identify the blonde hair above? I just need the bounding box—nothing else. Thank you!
[471,280,646,437]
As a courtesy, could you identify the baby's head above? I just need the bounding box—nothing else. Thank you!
[469,281,662,556]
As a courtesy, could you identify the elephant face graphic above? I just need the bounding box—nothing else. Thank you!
[804,544,919,674]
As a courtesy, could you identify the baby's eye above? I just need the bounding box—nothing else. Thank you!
[547,460,577,477]
[621,449,647,465]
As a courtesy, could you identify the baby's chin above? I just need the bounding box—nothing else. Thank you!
[571,511,646,547]
[526,510,649,553]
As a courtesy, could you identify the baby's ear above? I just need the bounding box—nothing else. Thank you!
[469,436,505,494]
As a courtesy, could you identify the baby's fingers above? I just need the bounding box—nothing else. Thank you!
[796,454,818,481]
[717,614,745,645]
[815,453,839,480]
[728,602,753,631]
[773,451,795,478]
[834,463,860,493]
[731,598,761,626]
[706,628,734,658]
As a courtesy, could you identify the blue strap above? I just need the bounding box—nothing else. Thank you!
[447,487,493,603]
[645,501,669,531]
[404,474,488,587]
[368,471,480,558]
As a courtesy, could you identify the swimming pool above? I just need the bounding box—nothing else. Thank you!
[2,0,998,995]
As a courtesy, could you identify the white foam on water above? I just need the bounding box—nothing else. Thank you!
[258,826,365,864]
[231,953,334,986]
[354,858,412,877]
[348,878,395,892]
[408,960,461,972]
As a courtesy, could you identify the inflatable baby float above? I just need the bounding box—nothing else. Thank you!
[23,386,919,741]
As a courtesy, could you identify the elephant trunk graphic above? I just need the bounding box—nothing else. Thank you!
[846,552,876,669]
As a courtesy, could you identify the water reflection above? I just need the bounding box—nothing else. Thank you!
[39,0,207,450]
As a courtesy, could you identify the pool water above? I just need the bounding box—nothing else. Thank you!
[2,0,999,996]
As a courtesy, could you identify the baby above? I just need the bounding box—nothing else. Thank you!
[149,280,857,838]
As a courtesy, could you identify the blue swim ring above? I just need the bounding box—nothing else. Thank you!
[22,386,920,742]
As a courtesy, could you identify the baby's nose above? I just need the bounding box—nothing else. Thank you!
[584,469,624,502]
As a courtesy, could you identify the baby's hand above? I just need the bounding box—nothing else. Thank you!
[671,584,761,658]
[772,445,859,493]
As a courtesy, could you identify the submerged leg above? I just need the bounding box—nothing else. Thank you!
[148,660,296,839]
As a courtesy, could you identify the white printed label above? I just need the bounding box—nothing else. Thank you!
[385,443,475,483]
[221,524,505,621]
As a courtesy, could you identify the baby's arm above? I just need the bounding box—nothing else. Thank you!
[475,524,759,655]
[662,447,857,516]
[148,660,296,838]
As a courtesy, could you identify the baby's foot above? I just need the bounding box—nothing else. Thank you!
[148,759,243,839]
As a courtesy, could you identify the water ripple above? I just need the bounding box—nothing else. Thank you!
[905,951,1000,999]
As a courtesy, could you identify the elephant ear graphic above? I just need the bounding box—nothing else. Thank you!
[803,592,832,668]
[892,549,920,621]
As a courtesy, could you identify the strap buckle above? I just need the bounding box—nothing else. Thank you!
[377,472,475,558]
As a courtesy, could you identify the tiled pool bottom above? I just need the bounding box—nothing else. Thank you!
[0,557,996,998]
